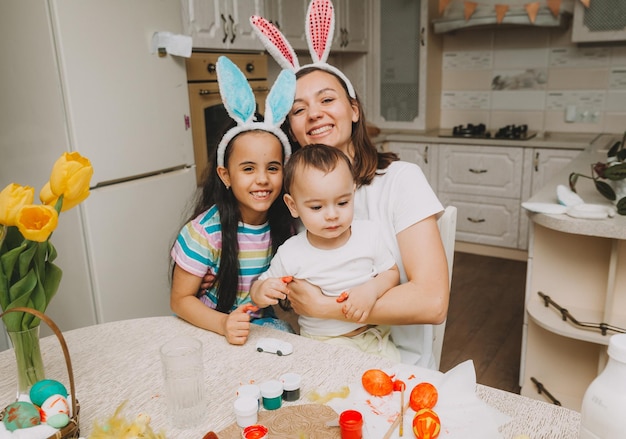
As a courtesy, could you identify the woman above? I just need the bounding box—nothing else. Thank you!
[277,66,450,368]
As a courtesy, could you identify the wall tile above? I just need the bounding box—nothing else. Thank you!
[442,70,492,90]
[603,113,626,134]
[440,109,491,129]
[547,68,609,90]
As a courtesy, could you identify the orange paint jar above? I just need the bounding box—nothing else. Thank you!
[339,410,363,439]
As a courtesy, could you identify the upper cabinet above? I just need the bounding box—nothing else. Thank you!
[370,0,442,131]
[182,0,264,50]
[572,0,626,43]
[263,0,309,51]
[333,0,369,52]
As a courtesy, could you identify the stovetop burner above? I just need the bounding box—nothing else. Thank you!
[439,124,537,141]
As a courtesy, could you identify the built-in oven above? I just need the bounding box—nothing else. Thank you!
[185,52,269,184]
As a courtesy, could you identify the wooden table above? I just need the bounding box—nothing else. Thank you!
[0,316,581,438]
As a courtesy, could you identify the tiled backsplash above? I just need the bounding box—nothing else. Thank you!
[440,25,626,133]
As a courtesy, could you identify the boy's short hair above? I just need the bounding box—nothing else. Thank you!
[283,144,354,194]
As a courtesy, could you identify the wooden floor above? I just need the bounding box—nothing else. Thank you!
[440,252,527,394]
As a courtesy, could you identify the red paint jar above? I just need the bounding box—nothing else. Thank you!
[339,410,363,439]
[241,424,268,439]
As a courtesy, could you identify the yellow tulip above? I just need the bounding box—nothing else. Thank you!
[0,183,35,226]
[16,204,59,242]
[44,152,93,212]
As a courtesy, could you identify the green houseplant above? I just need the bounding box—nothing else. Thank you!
[569,131,626,216]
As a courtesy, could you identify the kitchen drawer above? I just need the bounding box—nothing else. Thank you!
[438,192,521,248]
[438,144,524,198]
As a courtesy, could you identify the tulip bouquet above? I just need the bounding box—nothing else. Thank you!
[0,151,92,393]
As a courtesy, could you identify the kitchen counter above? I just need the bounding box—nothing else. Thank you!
[375,129,602,150]
[522,133,626,240]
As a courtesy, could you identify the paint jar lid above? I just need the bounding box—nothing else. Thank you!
[279,372,302,391]
[242,424,268,439]
[259,380,283,399]
[234,396,258,417]
[237,384,261,400]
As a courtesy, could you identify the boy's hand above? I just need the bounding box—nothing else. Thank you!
[250,277,290,308]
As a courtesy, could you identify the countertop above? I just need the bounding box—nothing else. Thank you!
[0,316,582,439]
[374,129,604,150]
[522,133,626,240]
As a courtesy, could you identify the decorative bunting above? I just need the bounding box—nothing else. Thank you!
[525,2,540,23]
[439,0,452,15]
[547,0,561,17]
[495,4,509,23]
[580,0,590,7]
[464,1,478,21]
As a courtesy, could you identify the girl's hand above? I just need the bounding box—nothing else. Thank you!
[224,305,254,345]
[250,278,290,308]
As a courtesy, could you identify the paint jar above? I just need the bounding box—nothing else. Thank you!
[339,409,363,439]
[241,424,268,439]
[279,372,301,402]
[233,396,258,428]
[259,379,283,410]
[237,384,261,410]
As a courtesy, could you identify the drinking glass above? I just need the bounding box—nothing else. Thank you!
[160,335,206,428]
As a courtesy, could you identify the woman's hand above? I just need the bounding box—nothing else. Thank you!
[286,279,344,319]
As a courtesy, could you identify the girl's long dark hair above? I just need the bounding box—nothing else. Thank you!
[177,118,293,313]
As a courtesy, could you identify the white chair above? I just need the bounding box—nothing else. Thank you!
[392,205,457,370]
[432,205,457,370]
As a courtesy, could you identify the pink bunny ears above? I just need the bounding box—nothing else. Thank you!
[250,0,356,99]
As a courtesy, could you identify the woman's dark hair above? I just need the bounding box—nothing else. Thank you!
[282,66,398,187]
[175,116,293,313]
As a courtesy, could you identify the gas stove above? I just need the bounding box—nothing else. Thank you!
[439,124,537,141]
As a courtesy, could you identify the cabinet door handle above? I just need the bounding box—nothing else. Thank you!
[229,14,236,44]
[534,151,540,172]
[467,217,486,223]
[469,168,488,174]
[198,89,220,96]
[221,14,228,43]
[420,27,425,46]
[424,145,429,164]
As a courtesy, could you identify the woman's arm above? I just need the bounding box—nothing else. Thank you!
[170,264,253,345]
[287,215,449,325]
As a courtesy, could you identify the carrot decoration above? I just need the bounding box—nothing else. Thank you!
[336,291,349,303]
[242,304,259,313]
[281,276,293,283]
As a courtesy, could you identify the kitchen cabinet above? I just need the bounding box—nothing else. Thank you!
[332,0,369,52]
[384,141,438,191]
[181,0,263,50]
[263,0,308,51]
[572,0,626,43]
[519,147,581,250]
[370,0,442,131]
[520,147,626,411]
[437,144,524,249]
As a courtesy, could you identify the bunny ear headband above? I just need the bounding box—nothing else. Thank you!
[250,0,356,99]
[216,56,296,168]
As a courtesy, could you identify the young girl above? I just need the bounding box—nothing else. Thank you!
[170,56,296,345]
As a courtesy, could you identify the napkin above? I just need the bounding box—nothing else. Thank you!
[327,360,511,438]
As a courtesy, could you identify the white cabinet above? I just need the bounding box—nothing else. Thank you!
[371,0,442,130]
[529,149,581,195]
[384,141,438,191]
[333,0,369,52]
[263,0,308,51]
[437,144,525,249]
[182,0,263,50]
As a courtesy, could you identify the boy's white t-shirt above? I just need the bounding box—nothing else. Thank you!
[259,220,396,337]
[354,160,444,368]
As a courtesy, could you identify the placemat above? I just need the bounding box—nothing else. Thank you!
[217,404,340,438]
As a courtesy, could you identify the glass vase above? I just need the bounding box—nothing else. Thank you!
[8,325,45,399]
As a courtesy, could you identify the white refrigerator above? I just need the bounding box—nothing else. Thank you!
[0,0,197,347]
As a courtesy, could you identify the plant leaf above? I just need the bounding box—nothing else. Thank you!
[595,180,616,201]
[569,172,579,192]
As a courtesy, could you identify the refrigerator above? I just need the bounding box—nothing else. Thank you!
[0,0,197,348]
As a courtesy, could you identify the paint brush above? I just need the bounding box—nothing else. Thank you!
[400,387,405,436]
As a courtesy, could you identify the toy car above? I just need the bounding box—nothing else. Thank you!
[255,337,293,356]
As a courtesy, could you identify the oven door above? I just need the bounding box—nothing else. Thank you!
[187,80,268,184]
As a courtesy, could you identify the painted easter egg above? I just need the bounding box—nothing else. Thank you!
[409,382,438,412]
[30,379,68,407]
[2,401,41,431]
[361,369,393,396]
[47,413,70,428]
[40,394,70,421]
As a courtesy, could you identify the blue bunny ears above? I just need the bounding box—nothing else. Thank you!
[216,56,296,167]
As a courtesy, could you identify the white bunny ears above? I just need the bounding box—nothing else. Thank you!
[216,56,296,168]
[250,0,356,99]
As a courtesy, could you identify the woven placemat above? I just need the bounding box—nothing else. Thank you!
[217,404,340,438]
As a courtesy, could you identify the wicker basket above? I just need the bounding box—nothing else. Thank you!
[0,307,80,438]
